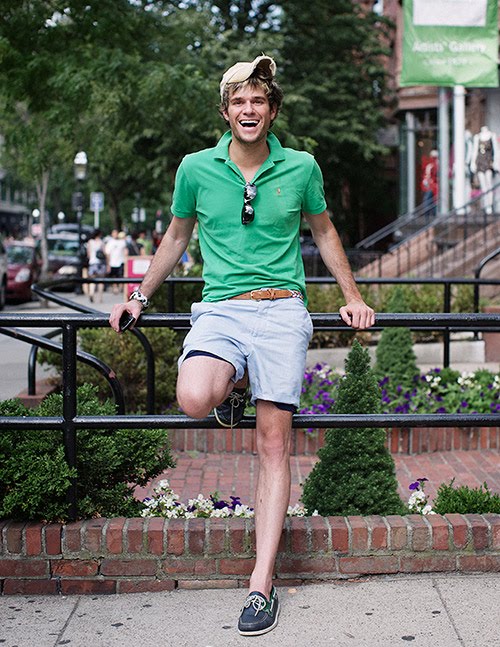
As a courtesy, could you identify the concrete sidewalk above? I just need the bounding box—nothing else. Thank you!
[1,574,499,646]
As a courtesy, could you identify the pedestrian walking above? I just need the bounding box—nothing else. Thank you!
[86,229,106,303]
[105,229,127,294]
[109,54,375,637]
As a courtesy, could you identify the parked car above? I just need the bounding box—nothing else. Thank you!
[0,240,7,310]
[50,223,94,241]
[47,233,85,286]
[6,241,41,302]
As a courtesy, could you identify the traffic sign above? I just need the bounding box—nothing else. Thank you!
[90,192,104,211]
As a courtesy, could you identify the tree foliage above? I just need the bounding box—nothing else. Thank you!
[0,1,395,238]
[301,340,405,516]
[375,286,419,391]
[280,0,395,241]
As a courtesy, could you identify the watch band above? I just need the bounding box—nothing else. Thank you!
[129,289,150,310]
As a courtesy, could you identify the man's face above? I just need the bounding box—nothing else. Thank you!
[223,84,277,146]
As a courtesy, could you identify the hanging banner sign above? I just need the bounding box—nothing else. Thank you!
[401,0,499,87]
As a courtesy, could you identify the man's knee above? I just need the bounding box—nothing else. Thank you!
[176,383,215,418]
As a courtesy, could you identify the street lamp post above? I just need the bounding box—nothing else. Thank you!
[73,151,88,293]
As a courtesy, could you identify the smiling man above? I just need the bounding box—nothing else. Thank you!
[109,55,374,636]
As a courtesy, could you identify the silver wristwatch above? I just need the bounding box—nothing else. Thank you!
[129,289,150,310]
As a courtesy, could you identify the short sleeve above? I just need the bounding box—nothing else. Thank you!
[302,159,327,216]
[171,159,197,218]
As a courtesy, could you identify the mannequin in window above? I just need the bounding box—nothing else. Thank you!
[420,149,438,219]
[465,129,474,203]
[471,126,499,214]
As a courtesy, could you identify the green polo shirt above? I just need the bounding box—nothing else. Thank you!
[171,131,327,303]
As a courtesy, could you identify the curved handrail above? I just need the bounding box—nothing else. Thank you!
[31,279,156,413]
[473,246,500,314]
[0,325,126,413]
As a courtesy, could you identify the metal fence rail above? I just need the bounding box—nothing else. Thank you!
[1,311,500,520]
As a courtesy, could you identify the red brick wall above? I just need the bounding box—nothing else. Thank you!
[167,427,500,456]
[1,515,499,595]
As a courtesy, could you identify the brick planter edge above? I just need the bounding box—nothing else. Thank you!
[0,514,499,594]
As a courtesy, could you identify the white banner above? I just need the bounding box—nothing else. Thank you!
[413,0,487,27]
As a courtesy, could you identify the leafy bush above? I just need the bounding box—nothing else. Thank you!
[306,284,373,348]
[301,340,405,516]
[39,325,182,414]
[0,385,174,521]
[375,287,419,391]
[433,479,500,514]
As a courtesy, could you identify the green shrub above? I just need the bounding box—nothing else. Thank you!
[301,340,406,516]
[375,287,419,391]
[306,283,374,348]
[0,385,174,521]
[39,325,182,414]
[433,479,500,514]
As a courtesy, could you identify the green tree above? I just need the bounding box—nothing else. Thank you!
[301,340,405,516]
[375,286,419,391]
[280,1,395,243]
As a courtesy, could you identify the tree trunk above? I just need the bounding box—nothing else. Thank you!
[36,169,50,279]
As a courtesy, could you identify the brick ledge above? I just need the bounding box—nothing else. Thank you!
[169,426,500,455]
[0,514,499,594]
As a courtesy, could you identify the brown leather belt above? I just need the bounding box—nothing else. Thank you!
[230,288,303,301]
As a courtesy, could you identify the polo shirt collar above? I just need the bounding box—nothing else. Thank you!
[213,131,285,165]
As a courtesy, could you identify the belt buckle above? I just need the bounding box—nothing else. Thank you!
[251,287,276,300]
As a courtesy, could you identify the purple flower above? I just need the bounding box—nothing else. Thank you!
[436,407,447,413]
[460,401,468,408]
[409,481,420,490]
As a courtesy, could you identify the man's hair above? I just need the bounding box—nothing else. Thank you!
[219,75,284,126]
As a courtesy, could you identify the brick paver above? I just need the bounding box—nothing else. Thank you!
[138,449,500,509]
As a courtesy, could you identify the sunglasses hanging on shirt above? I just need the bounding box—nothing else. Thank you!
[241,182,257,225]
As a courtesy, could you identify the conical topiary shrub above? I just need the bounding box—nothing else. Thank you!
[301,340,405,516]
[375,286,419,392]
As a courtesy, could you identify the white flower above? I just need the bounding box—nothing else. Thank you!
[422,504,435,515]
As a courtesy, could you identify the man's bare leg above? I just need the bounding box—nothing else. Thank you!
[176,355,236,418]
[249,400,292,598]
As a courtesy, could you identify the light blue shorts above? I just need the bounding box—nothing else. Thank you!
[178,298,313,407]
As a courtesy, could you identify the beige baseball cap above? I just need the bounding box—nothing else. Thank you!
[220,55,276,99]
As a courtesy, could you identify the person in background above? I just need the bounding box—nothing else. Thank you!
[105,229,127,295]
[86,229,107,303]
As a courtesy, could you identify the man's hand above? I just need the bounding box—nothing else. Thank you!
[339,300,375,330]
[109,300,143,333]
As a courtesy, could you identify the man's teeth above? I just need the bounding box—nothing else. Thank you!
[240,121,258,127]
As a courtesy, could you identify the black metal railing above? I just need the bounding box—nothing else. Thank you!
[17,275,500,408]
[352,182,500,277]
[1,311,500,520]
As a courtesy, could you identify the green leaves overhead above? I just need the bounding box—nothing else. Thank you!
[0,1,395,235]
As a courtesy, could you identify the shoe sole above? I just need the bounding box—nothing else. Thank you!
[213,407,238,428]
[237,603,280,636]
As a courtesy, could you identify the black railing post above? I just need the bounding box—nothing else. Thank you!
[443,282,452,368]
[167,281,175,313]
[62,323,78,521]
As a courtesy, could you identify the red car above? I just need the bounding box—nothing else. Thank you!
[6,241,41,302]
